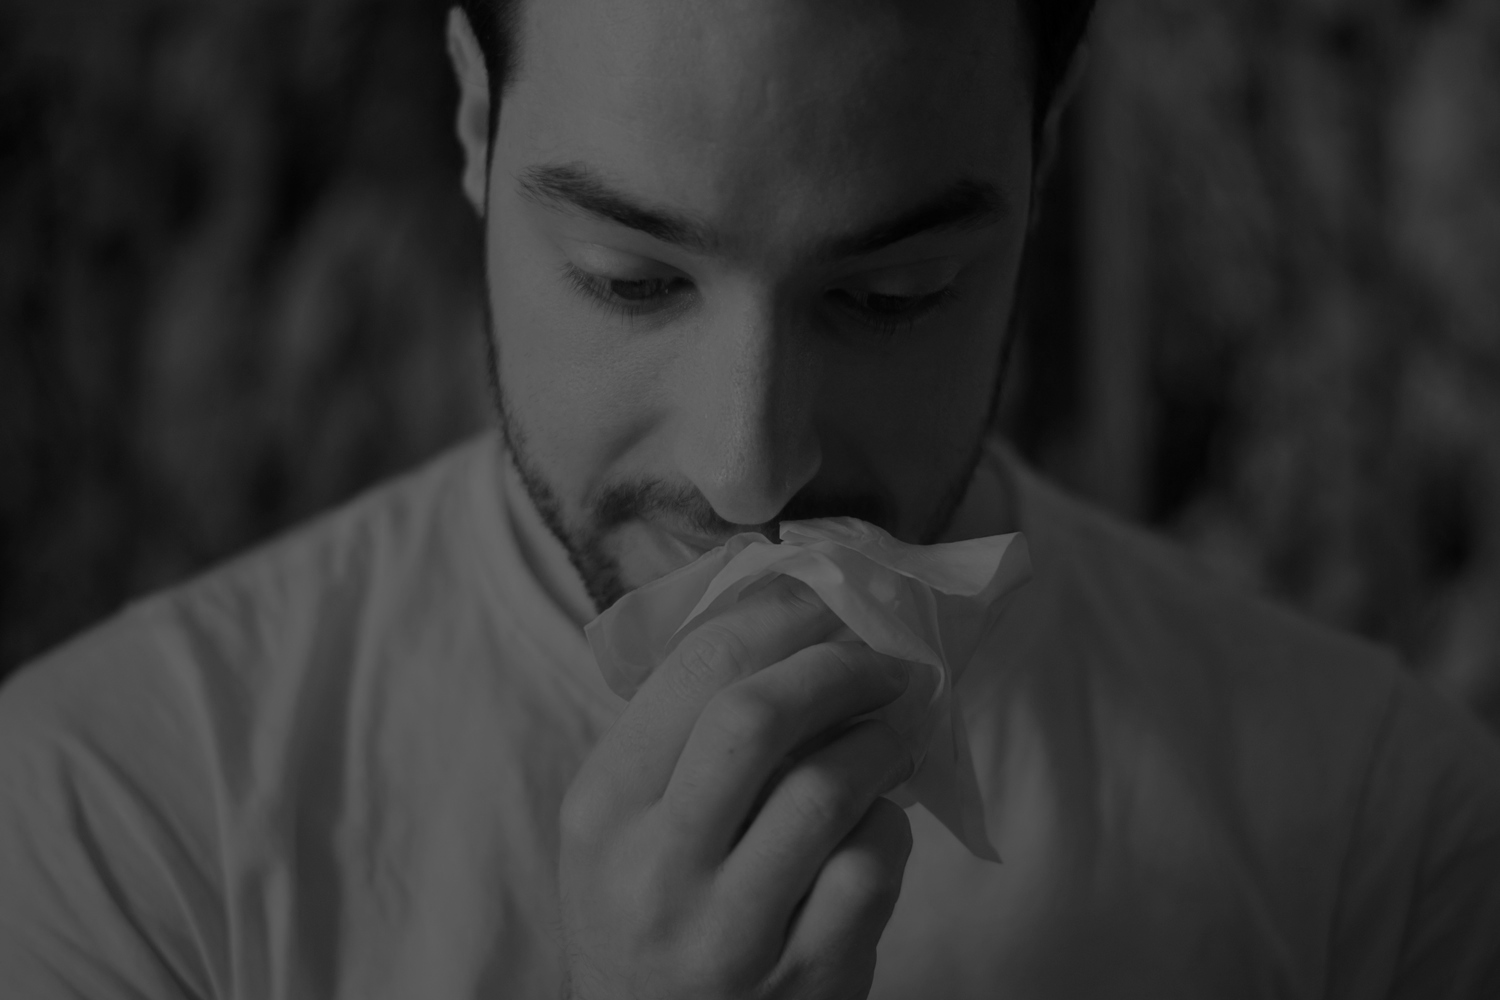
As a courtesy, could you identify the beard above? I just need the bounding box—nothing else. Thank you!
[478,297,1000,617]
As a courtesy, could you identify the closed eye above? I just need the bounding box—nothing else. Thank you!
[560,263,693,318]
[829,287,955,317]
[828,285,960,338]
[559,259,960,340]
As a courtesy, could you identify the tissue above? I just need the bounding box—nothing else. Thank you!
[584,517,1031,861]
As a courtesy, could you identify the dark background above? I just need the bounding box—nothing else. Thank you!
[3,0,1498,735]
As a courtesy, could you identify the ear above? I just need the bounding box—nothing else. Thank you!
[1029,40,1091,227]
[447,7,493,218]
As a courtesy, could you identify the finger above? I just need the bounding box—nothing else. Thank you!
[590,574,842,806]
[662,641,911,859]
[777,797,913,993]
[719,719,913,925]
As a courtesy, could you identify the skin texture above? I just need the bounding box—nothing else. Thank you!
[450,0,1035,622]
[446,0,1036,994]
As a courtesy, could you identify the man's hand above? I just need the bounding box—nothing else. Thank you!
[559,575,923,999]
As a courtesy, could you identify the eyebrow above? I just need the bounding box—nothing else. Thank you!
[517,161,1006,261]
[822,178,1007,259]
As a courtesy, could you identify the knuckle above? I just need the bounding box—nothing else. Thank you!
[815,639,868,677]
[783,764,863,831]
[703,686,782,749]
[672,625,749,690]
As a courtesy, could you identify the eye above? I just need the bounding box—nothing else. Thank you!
[560,262,693,318]
[829,285,959,338]
[603,276,689,303]
[861,290,945,315]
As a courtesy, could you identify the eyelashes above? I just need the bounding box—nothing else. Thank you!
[827,286,960,339]
[560,264,694,322]
[558,261,959,341]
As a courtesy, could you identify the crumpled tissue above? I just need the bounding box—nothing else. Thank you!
[583,516,1032,861]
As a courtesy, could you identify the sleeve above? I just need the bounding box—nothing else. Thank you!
[0,614,225,1000]
[1325,668,1500,1000]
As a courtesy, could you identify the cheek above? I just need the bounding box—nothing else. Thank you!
[828,262,1014,441]
[485,219,640,475]
[848,330,1000,444]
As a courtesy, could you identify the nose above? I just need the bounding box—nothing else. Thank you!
[674,292,823,529]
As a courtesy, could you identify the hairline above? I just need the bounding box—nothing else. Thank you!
[459,0,1093,155]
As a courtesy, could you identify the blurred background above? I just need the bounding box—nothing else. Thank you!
[2,0,1497,735]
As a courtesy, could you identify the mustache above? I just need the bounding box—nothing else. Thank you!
[590,479,889,543]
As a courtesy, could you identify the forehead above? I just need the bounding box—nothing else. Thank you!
[502,0,1032,257]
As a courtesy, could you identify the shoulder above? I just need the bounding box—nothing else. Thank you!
[992,440,1401,724]
[178,431,499,632]
[0,431,503,771]
[987,441,1500,991]
[985,443,1412,845]
[0,433,505,992]
[0,599,223,996]
[998,444,1499,774]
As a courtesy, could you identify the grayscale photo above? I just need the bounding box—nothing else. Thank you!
[1,0,1498,995]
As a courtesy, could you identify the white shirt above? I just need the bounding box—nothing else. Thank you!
[2,430,1497,998]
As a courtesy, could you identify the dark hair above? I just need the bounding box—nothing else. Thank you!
[456,0,1095,148]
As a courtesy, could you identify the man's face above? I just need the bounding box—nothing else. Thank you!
[468,0,1034,614]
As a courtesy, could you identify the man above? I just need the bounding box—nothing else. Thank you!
[2,0,1498,996]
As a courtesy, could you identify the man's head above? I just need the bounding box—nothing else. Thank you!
[447,0,1094,615]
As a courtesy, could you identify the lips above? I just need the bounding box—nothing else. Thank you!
[660,527,722,556]
[629,523,716,583]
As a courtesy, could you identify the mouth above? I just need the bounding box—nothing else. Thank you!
[660,526,732,554]
[632,521,715,571]
[626,519,776,587]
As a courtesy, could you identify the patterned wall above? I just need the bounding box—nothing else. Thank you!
[1005,0,1500,731]
[0,0,492,674]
